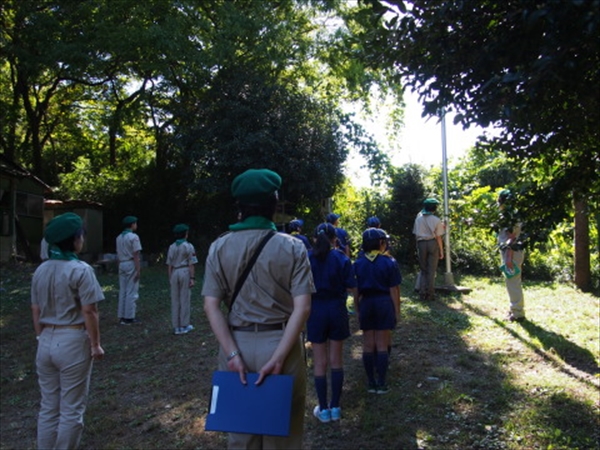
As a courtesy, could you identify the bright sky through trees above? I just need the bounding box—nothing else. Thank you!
[347,89,491,187]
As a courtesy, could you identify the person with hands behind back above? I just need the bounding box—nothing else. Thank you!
[202,169,314,450]
[31,212,105,450]
[167,223,198,335]
[116,215,142,324]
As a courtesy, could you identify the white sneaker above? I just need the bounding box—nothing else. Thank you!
[182,324,194,334]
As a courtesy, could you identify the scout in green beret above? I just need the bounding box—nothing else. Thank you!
[173,223,189,234]
[32,212,105,449]
[202,168,314,449]
[413,197,445,301]
[122,216,138,226]
[167,223,198,335]
[44,213,85,260]
[231,168,281,205]
[116,215,142,325]
[495,188,526,322]
[230,168,282,232]
[45,212,83,245]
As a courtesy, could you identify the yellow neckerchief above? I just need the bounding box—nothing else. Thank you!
[365,250,384,262]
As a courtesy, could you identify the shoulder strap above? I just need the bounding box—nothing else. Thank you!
[228,231,276,313]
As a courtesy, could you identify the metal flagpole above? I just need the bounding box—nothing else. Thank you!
[440,108,455,286]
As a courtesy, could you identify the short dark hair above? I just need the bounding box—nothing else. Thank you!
[237,195,278,221]
[362,238,384,252]
[55,228,85,252]
[173,230,187,240]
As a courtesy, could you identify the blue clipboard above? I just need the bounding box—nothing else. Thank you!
[205,371,294,436]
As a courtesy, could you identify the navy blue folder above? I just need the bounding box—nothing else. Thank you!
[205,371,294,436]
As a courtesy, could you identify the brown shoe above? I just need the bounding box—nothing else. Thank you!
[508,314,525,323]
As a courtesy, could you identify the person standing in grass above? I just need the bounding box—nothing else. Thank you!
[365,216,396,358]
[496,189,526,322]
[116,215,142,325]
[413,198,445,301]
[353,228,401,394]
[202,168,314,449]
[167,223,198,335]
[307,223,358,423]
[31,213,105,449]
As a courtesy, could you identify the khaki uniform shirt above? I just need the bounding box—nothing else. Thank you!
[166,241,198,268]
[31,260,105,325]
[413,213,445,241]
[498,222,522,245]
[116,232,142,262]
[202,230,315,327]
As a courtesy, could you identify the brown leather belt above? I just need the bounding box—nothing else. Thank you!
[230,323,286,332]
[42,324,85,330]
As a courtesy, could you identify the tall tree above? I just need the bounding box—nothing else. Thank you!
[355,0,599,290]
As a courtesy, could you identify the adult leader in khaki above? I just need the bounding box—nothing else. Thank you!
[202,168,315,450]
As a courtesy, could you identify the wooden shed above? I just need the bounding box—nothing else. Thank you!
[0,155,51,262]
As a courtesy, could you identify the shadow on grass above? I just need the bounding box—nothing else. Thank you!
[520,320,599,377]
[458,296,599,389]
[2,264,598,450]
[304,279,513,449]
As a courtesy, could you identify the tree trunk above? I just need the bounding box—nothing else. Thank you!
[573,194,591,292]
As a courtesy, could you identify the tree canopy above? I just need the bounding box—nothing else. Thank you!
[356,0,599,224]
[1,0,400,249]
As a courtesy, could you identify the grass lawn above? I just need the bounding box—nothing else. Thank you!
[1,263,598,449]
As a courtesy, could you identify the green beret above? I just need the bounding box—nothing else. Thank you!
[498,189,512,199]
[231,169,282,205]
[122,216,138,226]
[44,213,83,245]
[173,223,189,234]
[423,198,440,205]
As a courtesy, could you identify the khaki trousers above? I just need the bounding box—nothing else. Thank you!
[218,330,306,450]
[504,250,525,318]
[417,239,440,299]
[170,268,191,328]
[118,261,139,319]
[36,328,93,450]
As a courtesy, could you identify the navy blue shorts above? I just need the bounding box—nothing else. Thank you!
[307,298,350,343]
[358,295,396,331]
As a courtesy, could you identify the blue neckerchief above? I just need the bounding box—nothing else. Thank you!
[421,209,434,215]
[49,245,79,261]
[121,229,132,236]
[229,216,277,231]
[175,238,186,246]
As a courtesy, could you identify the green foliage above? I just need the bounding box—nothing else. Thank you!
[427,147,600,288]
[384,164,428,266]
[357,0,600,232]
[1,0,399,252]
